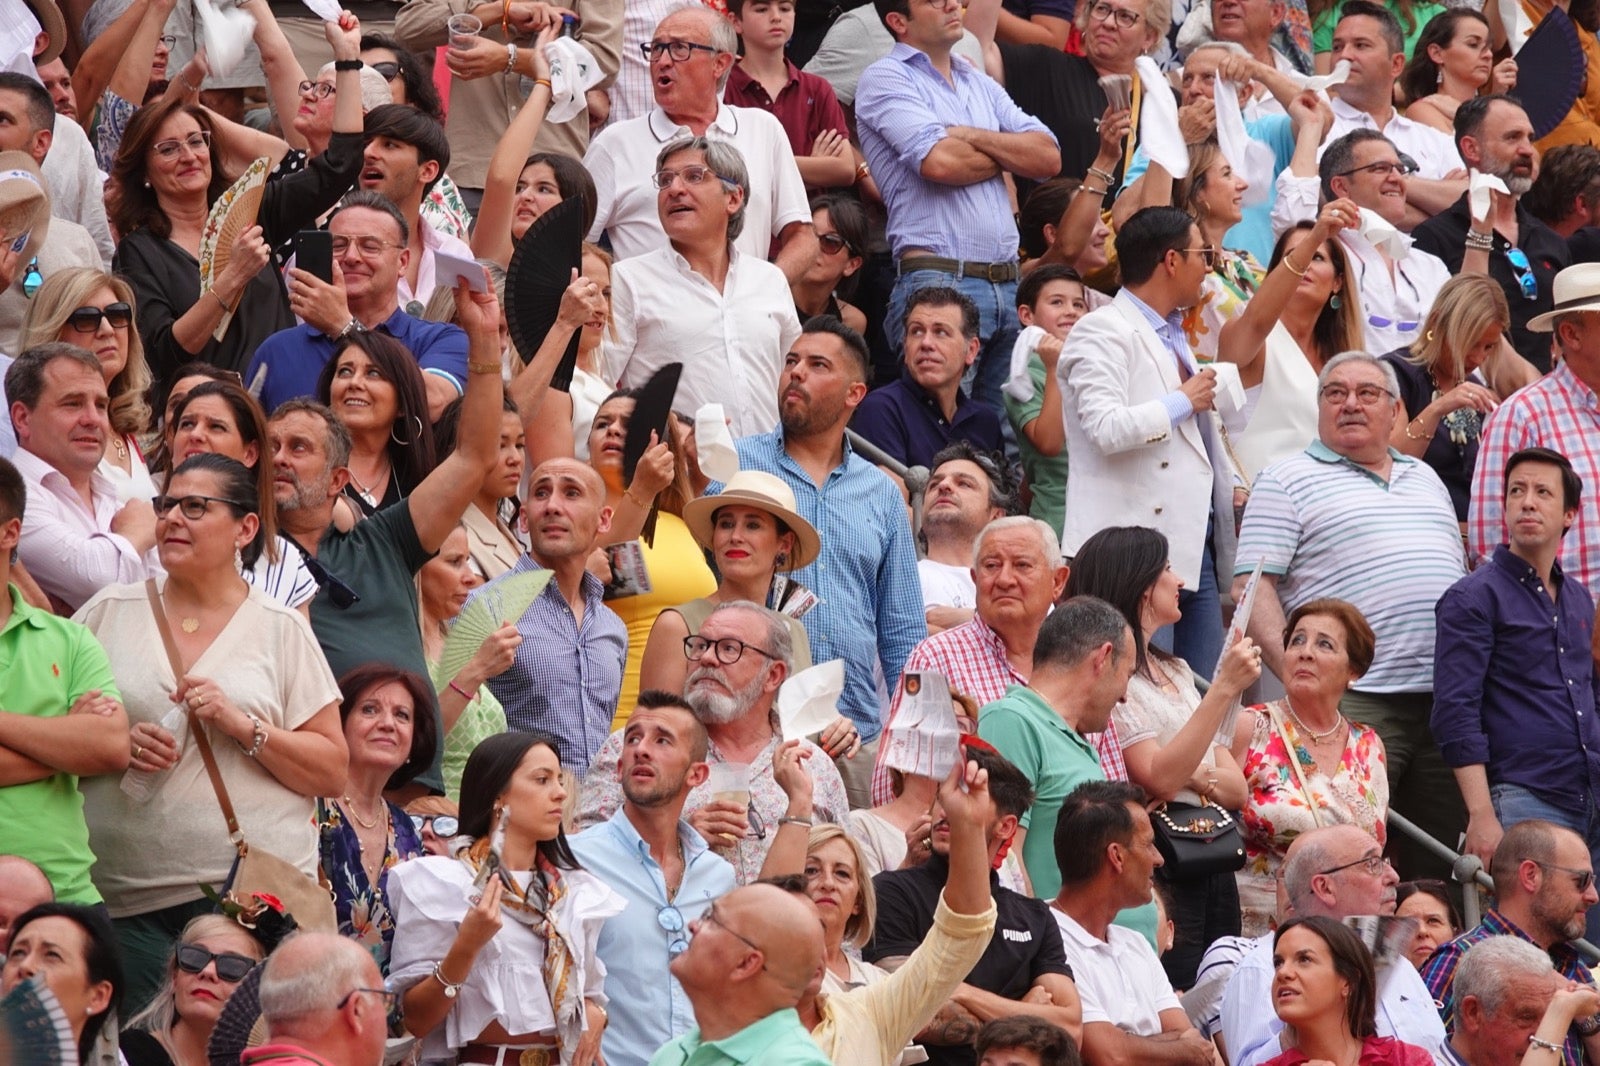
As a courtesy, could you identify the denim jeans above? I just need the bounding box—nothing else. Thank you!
[887,269,1019,415]
[1153,519,1224,680]
[1491,781,1600,944]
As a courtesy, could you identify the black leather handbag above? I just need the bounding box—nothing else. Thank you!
[1150,800,1247,877]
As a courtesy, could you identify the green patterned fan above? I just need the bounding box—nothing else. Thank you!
[439,569,552,681]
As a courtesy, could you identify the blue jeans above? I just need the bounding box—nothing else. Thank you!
[887,269,1019,415]
[1152,520,1224,680]
[1491,782,1600,944]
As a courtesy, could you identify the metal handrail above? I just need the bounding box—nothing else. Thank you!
[845,430,931,554]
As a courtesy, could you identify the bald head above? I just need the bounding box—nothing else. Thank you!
[672,884,824,1031]
[524,457,613,565]
[743,883,825,994]
[0,856,53,943]
[1282,824,1396,918]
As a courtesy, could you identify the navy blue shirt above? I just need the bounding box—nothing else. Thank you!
[1432,545,1600,809]
[245,307,468,414]
[849,373,1004,469]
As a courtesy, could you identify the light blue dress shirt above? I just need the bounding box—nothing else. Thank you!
[570,810,736,1066]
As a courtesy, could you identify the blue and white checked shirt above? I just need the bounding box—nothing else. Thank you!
[479,556,627,776]
[720,429,927,740]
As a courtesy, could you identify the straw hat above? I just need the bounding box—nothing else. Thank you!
[0,151,50,266]
[682,470,821,572]
[1528,263,1600,332]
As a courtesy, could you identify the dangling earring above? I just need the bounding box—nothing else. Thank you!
[1329,293,1341,309]
[234,544,244,573]
[774,551,788,567]
[1436,66,1444,86]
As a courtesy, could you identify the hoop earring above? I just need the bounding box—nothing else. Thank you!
[391,415,424,447]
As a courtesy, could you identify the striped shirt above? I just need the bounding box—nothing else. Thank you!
[1468,361,1600,596]
[1235,441,1465,692]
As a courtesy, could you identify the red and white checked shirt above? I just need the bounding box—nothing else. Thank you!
[870,615,1126,805]
[1469,361,1600,595]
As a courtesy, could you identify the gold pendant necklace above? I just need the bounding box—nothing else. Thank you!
[342,795,382,829]
[180,617,200,634]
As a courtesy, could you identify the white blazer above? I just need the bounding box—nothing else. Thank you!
[1057,291,1241,588]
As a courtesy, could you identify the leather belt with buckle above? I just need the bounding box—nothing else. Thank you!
[457,1044,561,1066]
[897,255,1019,283]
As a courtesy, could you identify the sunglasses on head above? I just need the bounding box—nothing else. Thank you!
[176,943,256,982]
[66,303,133,333]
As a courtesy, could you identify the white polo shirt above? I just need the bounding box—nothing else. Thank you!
[1051,905,1180,1036]
[583,103,811,265]
[1321,96,1462,180]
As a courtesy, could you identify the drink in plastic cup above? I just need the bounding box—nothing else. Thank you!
[447,13,482,47]
[706,761,752,810]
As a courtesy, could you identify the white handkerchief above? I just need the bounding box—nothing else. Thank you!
[778,660,845,740]
[1214,76,1275,208]
[299,0,341,21]
[694,403,740,484]
[1286,58,1351,96]
[1469,170,1510,224]
[1357,206,1411,260]
[1211,361,1246,419]
[1136,55,1189,179]
[1500,0,1534,53]
[195,0,256,78]
[544,37,604,124]
[0,0,39,79]
[1005,325,1050,403]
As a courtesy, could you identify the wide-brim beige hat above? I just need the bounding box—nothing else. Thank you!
[23,0,67,64]
[0,151,50,266]
[1529,263,1600,332]
[682,470,821,572]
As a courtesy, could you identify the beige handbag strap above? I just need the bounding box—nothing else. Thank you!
[144,579,243,844]
[1266,700,1325,827]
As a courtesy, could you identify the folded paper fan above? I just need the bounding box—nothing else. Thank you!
[439,569,552,681]
[1517,6,1583,141]
[506,196,585,391]
[200,156,270,343]
[1,976,77,1066]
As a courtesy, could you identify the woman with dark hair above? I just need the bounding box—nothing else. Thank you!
[1400,10,1516,129]
[1064,525,1260,989]
[109,14,366,383]
[791,193,869,335]
[319,664,435,973]
[1,902,123,1064]
[1394,880,1462,970]
[1263,916,1433,1065]
[360,32,444,118]
[121,913,265,1066]
[75,453,346,1007]
[168,379,317,612]
[523,243,616,468]
[315,330,438,517]
[388,731,623,1066]
[435,395,525,579]
[1234,599,1390,936]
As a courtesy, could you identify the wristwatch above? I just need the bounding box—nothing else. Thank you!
[335,318,366,342]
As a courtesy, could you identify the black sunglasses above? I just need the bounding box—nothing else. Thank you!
[176,943,257,982]
[300,550,360,609]
[368,60,401,80]
[66,303,133,334]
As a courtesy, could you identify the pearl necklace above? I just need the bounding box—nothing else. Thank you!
[1283,698,1346,742]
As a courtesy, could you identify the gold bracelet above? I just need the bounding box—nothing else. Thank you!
[1403,417,1432,441]
[589,1001,608,1027]
[1282,254,1310,277]
[467,359,501,375]
[624,487,652,508]
[206,288,229,311]
[534,77,552,90]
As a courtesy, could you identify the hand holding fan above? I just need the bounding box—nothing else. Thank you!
[0,976,76,1066]
[439,569,552,681]
[199,156,270,342]
[622,362,682,548]
[506,195,585,391]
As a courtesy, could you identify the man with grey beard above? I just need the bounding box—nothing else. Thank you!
[575,600,849,884]
[1414,95,1571,369]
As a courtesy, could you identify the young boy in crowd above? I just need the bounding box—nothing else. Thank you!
[976,1017,1081,1066]
[1006,264,1090,532]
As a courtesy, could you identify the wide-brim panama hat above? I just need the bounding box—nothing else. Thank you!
[682,470,821,572]
[0,151,50,266]
[1528,263,1600,331]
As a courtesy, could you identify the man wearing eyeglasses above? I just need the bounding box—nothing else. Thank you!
[1419,821,1600,1066]
[1232,352,1465,886]
[1413,95,1570,371]
[242,932,391,1066]
[571,692,737,1066]
[1220,824,1447,1066]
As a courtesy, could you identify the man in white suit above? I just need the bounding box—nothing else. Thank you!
[1058,206,1237,677]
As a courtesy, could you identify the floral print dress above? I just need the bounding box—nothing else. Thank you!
[318,799,424,973]
[1236,702,1389,936]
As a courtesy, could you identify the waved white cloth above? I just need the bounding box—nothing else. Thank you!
[1214,77,1275,208]
[1136,56,1189,178]
[1500,0,1534,53]
[299,0,341,20]
[196,0,256,77]
[0,0,39,78]
[1211,362,1246,420]
[1286,58,1350,97]
[779,659,846,739]
[1469,170,1511,224]
[1006,325,1051,402]
[388,856,625,1062]
[545,37,604,124]
[693,402,740,483]
[1357,206,1411,260]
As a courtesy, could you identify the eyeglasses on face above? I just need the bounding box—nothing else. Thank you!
[298,80,336,100]
[368,60,401,81]
[337,987,400,1012]
[1176,246,1219,270]
[1319,853,1393,878]
[701,903,764,955]
[151,493,248,520]
[640,39,720,61]
[817,232,853,256]
[66,303,133,334]
[176,943,257,983]
[1533,860,1595,893]
[1334,160,1417,179]
[658,904,690,956]
[1505,247,1539,301]
[651,165,732,190]
[1086,1,1144,27]
[682,635,778,665]
[410,814,459,837]
[157,34,178,47]
[1318,382,1393,406]
[331,234,403,257]
[151,130,212,159]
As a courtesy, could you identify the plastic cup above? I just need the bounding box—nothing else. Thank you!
[706,762,752,809]
[447,13,482,48]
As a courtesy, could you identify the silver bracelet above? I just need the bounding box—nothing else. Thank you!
[240,713,268,758]
[505,42,518,73]
[1528,1036,1564,1054]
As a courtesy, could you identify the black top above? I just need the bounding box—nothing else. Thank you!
[1379,349,1479,522]
[996,47,1125,201]
[119,1030,174,1066]
[1411,196,1569,373]
[115,131,365,387]
[1569,225,1600,264]
[864,853,1072,1066]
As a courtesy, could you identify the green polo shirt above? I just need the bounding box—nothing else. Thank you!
[978,685,1159,946]
[0,584,119,902]
[648,1008,833,1066]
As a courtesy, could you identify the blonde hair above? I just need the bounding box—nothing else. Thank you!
[1177,141,1227,224]
[1407,274,1510,385]
[807,823,878,947]
[20,268,152,441]
[1075,0,1171,52]
[125,914,264,1040]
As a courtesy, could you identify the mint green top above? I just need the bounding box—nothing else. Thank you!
[430,658,508,803]
[648,1008,834,1066]
[1311,0,1447,56]
[0,584,119,902]
[1003,354,1066,531]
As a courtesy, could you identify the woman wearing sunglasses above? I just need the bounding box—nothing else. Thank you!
[389,731,623,1066]
[20,268,154,502]
[121,914,266,1066]
[791,193,868,336]
[74,453,346,1010]
[318,664,435,974]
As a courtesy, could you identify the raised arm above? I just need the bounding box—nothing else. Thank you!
[74,0,163,133]
[238,0,313,151]
[1036,106,1128,270]
[103,0,177,114]
[469,29,558,266]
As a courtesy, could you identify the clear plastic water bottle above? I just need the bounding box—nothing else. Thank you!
[120,706,186,803]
